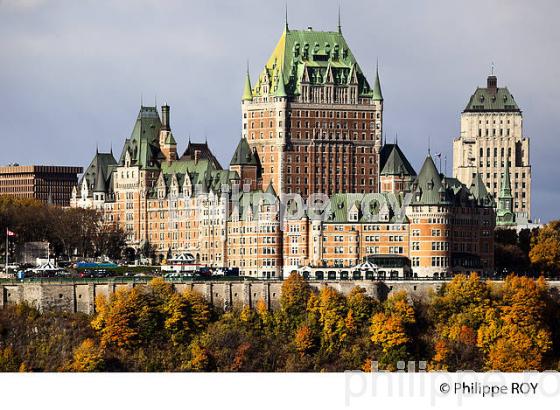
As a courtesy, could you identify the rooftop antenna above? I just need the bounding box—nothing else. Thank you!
[428,136,431,156]
[337,2,342,33]
[140,92,143,107]
[491,62,495,75]
[395,132,398,145]
[284,1,289,31]
[155,94,157,108]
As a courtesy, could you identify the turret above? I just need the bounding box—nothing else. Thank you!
[159,104,177,161]
[242,70,253,102]
[372,65,383,101]
[230,137,260,191]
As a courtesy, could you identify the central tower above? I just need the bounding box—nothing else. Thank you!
[242,24,383,197]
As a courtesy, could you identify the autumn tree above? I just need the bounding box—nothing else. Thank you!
[94,288,144,350]
[68,338,105,372]
[0,347,21,372]
[477,275,552,371]
[428,274,491,370]
[529,221,560,274]
[346,286,379,331]
[369,291,416,370]
[163,290,211,345]
[308,286,348,354]
[280,272,311,328]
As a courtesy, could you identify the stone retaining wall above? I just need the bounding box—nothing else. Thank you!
[1,280,558,314]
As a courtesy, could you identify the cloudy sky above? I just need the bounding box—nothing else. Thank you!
[1,0,559,221]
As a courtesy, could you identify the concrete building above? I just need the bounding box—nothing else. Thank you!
[453,74,532,219]
[0,165,83,206]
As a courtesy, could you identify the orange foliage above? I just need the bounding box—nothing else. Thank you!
[68,338,104,372]
[294,324,315,355]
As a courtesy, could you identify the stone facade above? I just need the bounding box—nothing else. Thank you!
[3,279,560,314]
[453,75,532,219]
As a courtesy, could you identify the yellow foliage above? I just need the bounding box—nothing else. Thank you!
[477,276,552,371]
[240,306,254,323]
[189,342,209,371]
[96,288,142,349]
[280,272,311,320]
[294,324,315,354]
[370,312,409,353]
[529,221,560,273]
[69,338,104,372]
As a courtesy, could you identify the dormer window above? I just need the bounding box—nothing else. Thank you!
[427,179,434,190]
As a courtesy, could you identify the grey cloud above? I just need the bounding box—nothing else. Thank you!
[0,0,558,221]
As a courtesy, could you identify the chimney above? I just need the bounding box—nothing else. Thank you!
[487,75,497,90]
[161,104,170,131]
[194,149,201,164]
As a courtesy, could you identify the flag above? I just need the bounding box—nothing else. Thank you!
[6,229,15,237]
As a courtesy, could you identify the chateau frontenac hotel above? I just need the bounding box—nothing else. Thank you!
[70,22,532,279]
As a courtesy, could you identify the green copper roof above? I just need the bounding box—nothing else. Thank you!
[470,172,495,207]
[464,76,520,112]
[275,68,287,97]
[380,144,416,176]
[265,182,277,196]
[163,131,176,145]
[251,27,373,98]
[372,67,383,101]
[158,156,235,196]
[242,70,253,101]
[180,142,222,170]
[411,155,448,205]
[496,159,515,225]
[82,152,117,193]
[119,106,163,169]
[230,138,259,166]
[325,193,407,223]
[499,159,513,200]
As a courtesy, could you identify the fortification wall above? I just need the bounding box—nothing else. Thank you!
[1,280,558,314]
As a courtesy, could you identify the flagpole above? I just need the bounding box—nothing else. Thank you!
[5,228,8,276]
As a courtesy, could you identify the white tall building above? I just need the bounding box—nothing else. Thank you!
[453,75,532,219]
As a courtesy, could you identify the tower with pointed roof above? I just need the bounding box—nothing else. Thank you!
[242,21,383,197]
[453,74,532,220]
[496,157,516,226]
[229,137,261,191]
[379,143,416,193]
[404,154,495,277]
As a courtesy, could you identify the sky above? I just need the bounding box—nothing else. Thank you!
[0,0,559,222]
